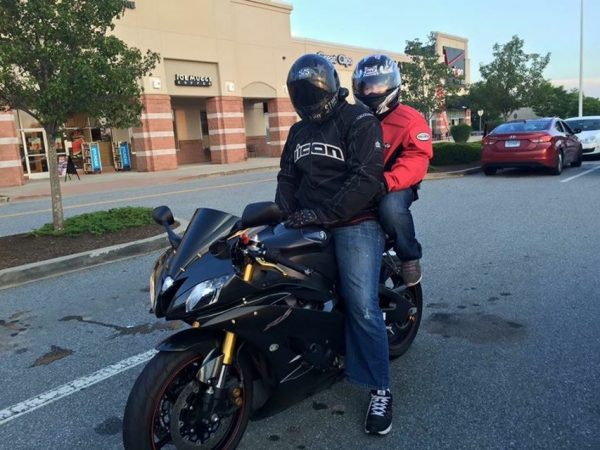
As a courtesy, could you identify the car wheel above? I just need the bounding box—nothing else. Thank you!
[483,167,497,176]
[571,146,583,167]
[551,151,563,175]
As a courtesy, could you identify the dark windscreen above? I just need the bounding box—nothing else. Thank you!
[565,119,600,131]
[492,120,552,134]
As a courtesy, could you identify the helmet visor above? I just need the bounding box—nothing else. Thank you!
[353,70,400,98]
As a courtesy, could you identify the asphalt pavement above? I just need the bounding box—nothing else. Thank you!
[1,161,599,449]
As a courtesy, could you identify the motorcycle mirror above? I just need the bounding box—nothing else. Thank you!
[574,128,582,134]
[241,202,282,228]
[152,206,175,227]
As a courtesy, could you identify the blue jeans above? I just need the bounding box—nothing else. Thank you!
[378,188,422,261]
[332,220,389,391]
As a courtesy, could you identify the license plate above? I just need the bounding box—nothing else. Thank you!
[505,140,520,148]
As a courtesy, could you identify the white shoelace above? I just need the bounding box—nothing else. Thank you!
[369,394,390,417]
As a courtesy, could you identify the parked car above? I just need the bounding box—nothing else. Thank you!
[565,116,600,157]
[480,118,583,176]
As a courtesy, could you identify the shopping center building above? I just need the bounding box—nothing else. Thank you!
[0,0,470,187]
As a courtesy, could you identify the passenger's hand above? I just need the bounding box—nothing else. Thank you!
[285,209,319,228]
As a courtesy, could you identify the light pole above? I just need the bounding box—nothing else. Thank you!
[579,0,584,116]
[477,109,484,132]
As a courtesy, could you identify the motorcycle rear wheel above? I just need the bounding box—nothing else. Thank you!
[123,348,252,450]
[381,255,423,359]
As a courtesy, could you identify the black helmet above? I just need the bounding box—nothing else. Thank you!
[287,54,341,123]
[352,54,401,117]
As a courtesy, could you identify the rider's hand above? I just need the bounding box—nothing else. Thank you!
[285,209,319,228]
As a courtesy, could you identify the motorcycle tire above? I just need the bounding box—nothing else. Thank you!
[123,348,253,450]
[381,255,423,360]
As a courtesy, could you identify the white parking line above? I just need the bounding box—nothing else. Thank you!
[561,165,600,183]
[0,349,157,426]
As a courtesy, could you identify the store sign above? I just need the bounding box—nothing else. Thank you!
[316,52,353,68]
[174,74,213,87]
[442,47,466,85]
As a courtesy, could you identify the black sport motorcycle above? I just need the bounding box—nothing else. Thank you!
[123,202,422,449]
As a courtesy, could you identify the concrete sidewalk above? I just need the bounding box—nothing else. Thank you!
[0,157,282,202]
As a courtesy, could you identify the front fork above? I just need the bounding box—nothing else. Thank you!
[198,263,253,411]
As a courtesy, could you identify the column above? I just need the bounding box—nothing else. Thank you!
[0,110,25,187]
[132,94,178,172]
[206,97,246,164]
[464,108,472,126]
[433,111,450,140]
[267,98,297,157]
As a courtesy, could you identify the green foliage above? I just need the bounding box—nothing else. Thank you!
[450,124,471,143]
[473,36,550,121]
[400,32,461,121]
[31,207,154,236]
[0,0,160,230]
[431,142,481,166]
[0,0,160,132]
[465,82,503,125]
[530,82,600,118]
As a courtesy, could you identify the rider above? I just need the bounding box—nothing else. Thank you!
[352,54,433,286]
[275,53,393,435]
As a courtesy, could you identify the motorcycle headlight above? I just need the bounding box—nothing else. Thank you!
[184,275,231,312]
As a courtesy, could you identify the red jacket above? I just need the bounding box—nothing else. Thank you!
[381,104,433,191]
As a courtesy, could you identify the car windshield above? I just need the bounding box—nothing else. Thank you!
[565,119,600,131]
[492,120,552,134]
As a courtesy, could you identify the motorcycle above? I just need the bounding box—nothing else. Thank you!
[123,202,422,449]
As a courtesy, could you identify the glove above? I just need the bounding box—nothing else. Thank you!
[285,209,319,228]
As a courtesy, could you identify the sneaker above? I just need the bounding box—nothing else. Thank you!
[401,259,422,287]
[365,389,393,435]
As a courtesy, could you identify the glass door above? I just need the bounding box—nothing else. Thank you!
[21,129,49,179]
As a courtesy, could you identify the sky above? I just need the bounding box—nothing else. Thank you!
[287,0,600,97]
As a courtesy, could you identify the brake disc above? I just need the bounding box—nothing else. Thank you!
[169,381,220,449]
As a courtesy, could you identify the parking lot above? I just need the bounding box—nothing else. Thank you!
[1,162,599,449]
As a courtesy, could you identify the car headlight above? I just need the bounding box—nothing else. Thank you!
[581,136,593,144]
[185,275,231,312]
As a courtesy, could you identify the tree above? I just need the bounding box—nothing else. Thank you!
[464,82,503,128]
[400,32,461,123]
[0,0,159,230]
[529,82,574,118]
[477,36,550,121]
[530,82,600,118]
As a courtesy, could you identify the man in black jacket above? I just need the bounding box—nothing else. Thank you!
[275,53,393,435]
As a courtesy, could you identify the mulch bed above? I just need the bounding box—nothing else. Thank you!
[0,224,167,270]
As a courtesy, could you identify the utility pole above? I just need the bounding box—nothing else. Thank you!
[578,0,584,116]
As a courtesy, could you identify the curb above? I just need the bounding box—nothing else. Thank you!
[426,166,481,180]
[176,165,280,182]
[0,220,187,290]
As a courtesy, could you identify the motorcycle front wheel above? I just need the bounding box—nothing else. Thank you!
[123,347,253,450]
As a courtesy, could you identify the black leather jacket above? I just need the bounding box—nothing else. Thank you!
[275,100,384,226]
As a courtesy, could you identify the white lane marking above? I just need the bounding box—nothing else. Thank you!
[0,349,157,426]
[561,165,600,183]
[0,177,274,219]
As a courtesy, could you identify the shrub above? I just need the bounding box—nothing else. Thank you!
[431,142,481,166]
[450,123,472,143]
[31,207,154,236]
